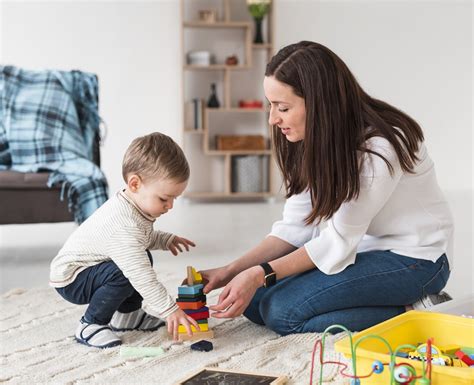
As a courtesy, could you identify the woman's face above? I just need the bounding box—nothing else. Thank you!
[264,76,306,142]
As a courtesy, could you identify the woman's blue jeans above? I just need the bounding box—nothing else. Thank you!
[243,251,449,335]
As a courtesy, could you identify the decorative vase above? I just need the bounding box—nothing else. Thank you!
[207,83,220,108]
[253,17,264,44]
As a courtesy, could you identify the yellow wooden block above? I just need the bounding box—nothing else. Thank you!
[192,267,202,284]
[178,323,208,333]
[186,266,203,285]
[178,329,214,341]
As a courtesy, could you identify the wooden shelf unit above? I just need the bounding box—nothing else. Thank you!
[181,0,274,199]
[184,64,251,71]
[184,191,274,199]
[183,21,251,28]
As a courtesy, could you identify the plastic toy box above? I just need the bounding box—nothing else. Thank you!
[335,311,474,384]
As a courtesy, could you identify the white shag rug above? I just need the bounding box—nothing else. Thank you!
[0,271,349,385]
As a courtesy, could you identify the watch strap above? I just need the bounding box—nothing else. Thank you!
[259,262,276,287]
[260,262,274,276]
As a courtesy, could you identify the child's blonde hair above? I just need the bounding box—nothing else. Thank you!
[122,132,189,183]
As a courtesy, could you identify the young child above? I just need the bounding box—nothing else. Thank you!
[50,132,200,348]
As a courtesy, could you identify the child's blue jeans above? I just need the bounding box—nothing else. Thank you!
[243,251,449,334]
[55,251,153,325]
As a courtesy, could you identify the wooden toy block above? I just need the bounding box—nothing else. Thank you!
[184,306,208,315]
[178,329,214,341]
[178,292,204,299]
[186,310,210,321]
[192,268,202,284]
[455,350,474,366]
[177,266,212,343]
[120,346,165,357]
[186,266,195,285]
[177,300,205,310]
[178,323,208,333]
[442,344,461,355]
[187,266,202,285]
[178,284,203,295]
[190,340,213,352]
[175,295,206,303]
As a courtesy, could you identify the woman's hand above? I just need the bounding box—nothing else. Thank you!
[208,266,263,318]
[168,236,196,256]
[199,265,235,294]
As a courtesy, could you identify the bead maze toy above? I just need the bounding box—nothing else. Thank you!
[175,266,214,341]
[324,311,474,385]
[310,324,434,385]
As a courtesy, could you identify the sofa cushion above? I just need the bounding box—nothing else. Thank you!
[0,170,60,190]
[0,170,72,224]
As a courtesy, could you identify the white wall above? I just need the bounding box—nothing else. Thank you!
[272,0,473,294]
[1,0,182,194]
[1,0,472,292]
[1,0,471,192]
[275,0,472,192]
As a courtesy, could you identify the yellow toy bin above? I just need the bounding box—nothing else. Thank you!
[334,311,474,385]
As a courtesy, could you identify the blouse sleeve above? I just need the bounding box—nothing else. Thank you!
[268,190,319,247]
[304,139,404,275]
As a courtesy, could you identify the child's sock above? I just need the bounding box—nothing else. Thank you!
[109,308,165,332]
[411,291,452,310]
[75,317,122,349]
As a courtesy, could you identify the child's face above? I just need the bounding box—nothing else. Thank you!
[131,176,187,218]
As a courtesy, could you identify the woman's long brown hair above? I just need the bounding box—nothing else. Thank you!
[266,41,424,225]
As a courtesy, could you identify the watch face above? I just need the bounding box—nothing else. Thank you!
[265,272,277,287]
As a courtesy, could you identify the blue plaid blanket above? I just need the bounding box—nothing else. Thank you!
[0,66,108,223]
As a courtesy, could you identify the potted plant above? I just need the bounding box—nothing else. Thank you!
[247,0,271,44]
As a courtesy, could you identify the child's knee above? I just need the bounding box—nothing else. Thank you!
[108,268,135,293]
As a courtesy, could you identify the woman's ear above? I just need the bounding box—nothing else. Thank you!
[127,174,141,192]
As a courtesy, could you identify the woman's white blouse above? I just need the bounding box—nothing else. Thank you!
[269,137,454,275]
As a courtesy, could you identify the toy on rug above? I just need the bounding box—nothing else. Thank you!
[310,324,434,385]
[119,346,165,358]
[311,325,474,384]
[190,339,213,352]
[175,266,214,341]
[330,311,474,384]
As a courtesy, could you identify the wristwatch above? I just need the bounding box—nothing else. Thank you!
[260,262,277,288]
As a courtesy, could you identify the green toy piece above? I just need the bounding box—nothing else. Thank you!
[119,346,165,358]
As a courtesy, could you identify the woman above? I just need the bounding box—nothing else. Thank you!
[202,41,453,334]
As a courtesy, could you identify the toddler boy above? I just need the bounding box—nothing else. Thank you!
[50,132,199,348]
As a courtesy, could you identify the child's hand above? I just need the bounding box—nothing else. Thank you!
[166,308,200,341]
[169,236,196,256]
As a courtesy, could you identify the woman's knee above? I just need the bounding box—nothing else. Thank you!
[243,292,265,325]
[259,296,305,336]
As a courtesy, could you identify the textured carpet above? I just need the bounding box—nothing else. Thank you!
[0,271,349,385]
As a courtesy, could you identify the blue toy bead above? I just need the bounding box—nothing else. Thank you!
[372,360,384,374]
[350,379,360,385]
